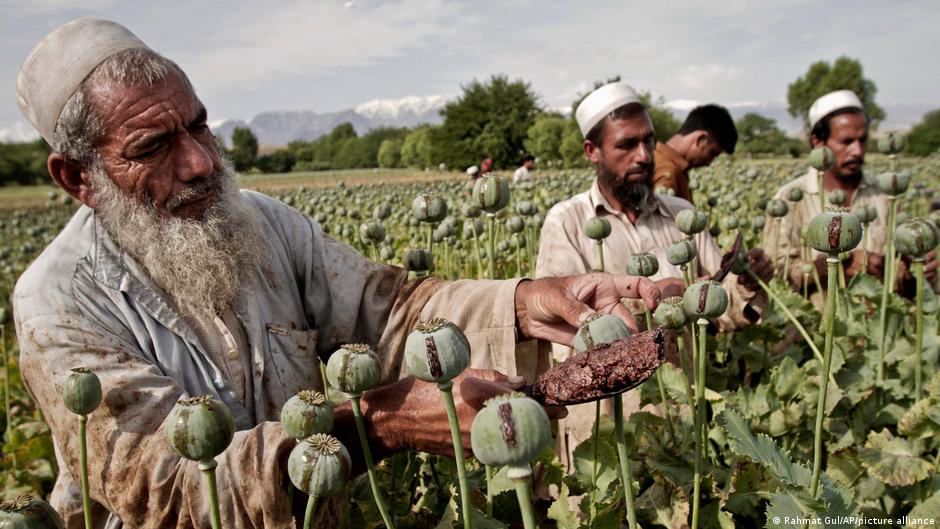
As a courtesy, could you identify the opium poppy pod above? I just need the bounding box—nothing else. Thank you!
[404,247,433,273]
[359,222,386,244]
[507,216,526,234]
[404,318,470,385]
[470,393,551,471]
[787,187,804,203]
[473,175,511,214]
[675,209,708,235]
[572,313,631,353]
[280,390,334,440]
[828,189,848,206]
[326,344,382,397]
[808,147,834,172]
[806,209,863,255]
[895,219,940,258]
[666,239,697,266]
[878,132,905,155]
[412,194,448,223]
[683,280,729,320]
[852,204,877,224]
[287,434,351,498]
[877,171,911,196]
[584,216,611,240]
[62,367,101,416]
[166,395,236,462]
[0,495,65,529]
[654,297,687,330]
[626,252,659,277]
[766,199,789,218]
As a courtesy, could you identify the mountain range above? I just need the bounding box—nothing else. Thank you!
[0,95,934,145]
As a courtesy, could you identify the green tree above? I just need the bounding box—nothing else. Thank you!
[230,126,259,171]
[431,74,540,169]
[377,138,403,168]
[256,149,295,173]
[787,56,885,130]
[735,113,792,155]
[400,126,433,168]
[907,109,940,156]
[525,113,566,164]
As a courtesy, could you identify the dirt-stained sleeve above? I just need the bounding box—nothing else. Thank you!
[761,187,808,289]
[14,313,296,529]
[536,206,591,279]
[298,215,530,382]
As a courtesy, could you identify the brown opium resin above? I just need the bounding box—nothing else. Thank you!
[531,328,665,405]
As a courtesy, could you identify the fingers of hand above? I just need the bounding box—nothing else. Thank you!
[611,302,639,333]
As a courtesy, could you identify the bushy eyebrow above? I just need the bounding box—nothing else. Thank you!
[188,106,208,129]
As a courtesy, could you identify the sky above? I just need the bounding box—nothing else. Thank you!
[1,0,938,140]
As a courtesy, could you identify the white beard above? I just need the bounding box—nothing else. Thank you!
[90,160,266,319]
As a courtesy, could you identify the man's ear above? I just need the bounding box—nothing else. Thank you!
[693,130,710,149]
[47,153,97,208]
[809,135,825,149]
[583,140,601,164]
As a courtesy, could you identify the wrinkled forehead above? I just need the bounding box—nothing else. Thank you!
[88,69,204,139]
[601,111,654,143]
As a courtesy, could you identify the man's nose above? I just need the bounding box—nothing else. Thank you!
[175,135,214,182]
[635,142,652,164]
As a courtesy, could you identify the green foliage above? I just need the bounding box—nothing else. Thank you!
[401,126,434,169]
[378,138,404,168]
[907,109,940,156]
[431,75,540,170]
[230,126,259,171]
[524,113,566,165]
[736,113,803,156]
[0,139,51,186]
[787,56,885,129]
[637,91,680,143]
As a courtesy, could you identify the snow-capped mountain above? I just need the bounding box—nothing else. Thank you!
[212,95,448,146]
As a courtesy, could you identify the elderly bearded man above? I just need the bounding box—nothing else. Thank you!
[535,82,773,466]
[12,19,662,528]
[762,89,937,294]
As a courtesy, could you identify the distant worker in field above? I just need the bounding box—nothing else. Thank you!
[512,154,536,183]
[13,19,660,528]
[761,89,937,294]
[652,104,738,203]
[536,81,773,465]
[480,157,494,173]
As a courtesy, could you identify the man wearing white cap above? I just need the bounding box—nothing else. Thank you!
[535,82,773,466]
[13,19,661,527]
[761,89,935,293]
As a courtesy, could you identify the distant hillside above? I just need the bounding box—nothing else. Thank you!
[212,95,447,146]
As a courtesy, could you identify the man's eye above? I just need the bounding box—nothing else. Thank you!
[135,144,163,159]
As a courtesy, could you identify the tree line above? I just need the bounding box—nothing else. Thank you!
[2,57,940,186]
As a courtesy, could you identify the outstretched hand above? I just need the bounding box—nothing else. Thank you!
[513,273,660,344]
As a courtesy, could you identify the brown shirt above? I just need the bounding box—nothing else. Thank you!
[653,142,693,203]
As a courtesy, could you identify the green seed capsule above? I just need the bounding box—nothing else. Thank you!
[808,147,834,172]
[287,434,351,497]
[895,219,940,258]
[801,263,815,274]
[787,187,804,202]
[280,390,335,440]
[806,208,863,254]
[726,199,741,212]
[654,297,687,329]
[852,204,877,224]
[675,209,708,235]
[626,253,659,277]
[404,318,470,384]
[828,189,847,206]
[723,216,739,230]
[462,203,482,218]
[877,171,911,196]
[666,239,697,266]
[766,199,789,218]
[752,217,766,230]
[878,132,905,155]
[0,495,65,529]
[683,280,729,320]
[470,392,551,468]
[756,197,769,211]
[473,175,511,214]
[62,367,102,416]
[359,222,386,244]
[572,313,631,353]
[412,194,447,223]
[166,395,236,462]
[373,203,391,220]
[515,201,537,216]
[584,217,611,240]
[326,344,382,397]
[404,247,433,273]
[506,216,526,234]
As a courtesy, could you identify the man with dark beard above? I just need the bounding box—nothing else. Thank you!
[13,20,662,528]
[763,89,937,293]
[535,82,772,466]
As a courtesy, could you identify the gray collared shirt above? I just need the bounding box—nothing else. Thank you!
[14,190,527,528]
